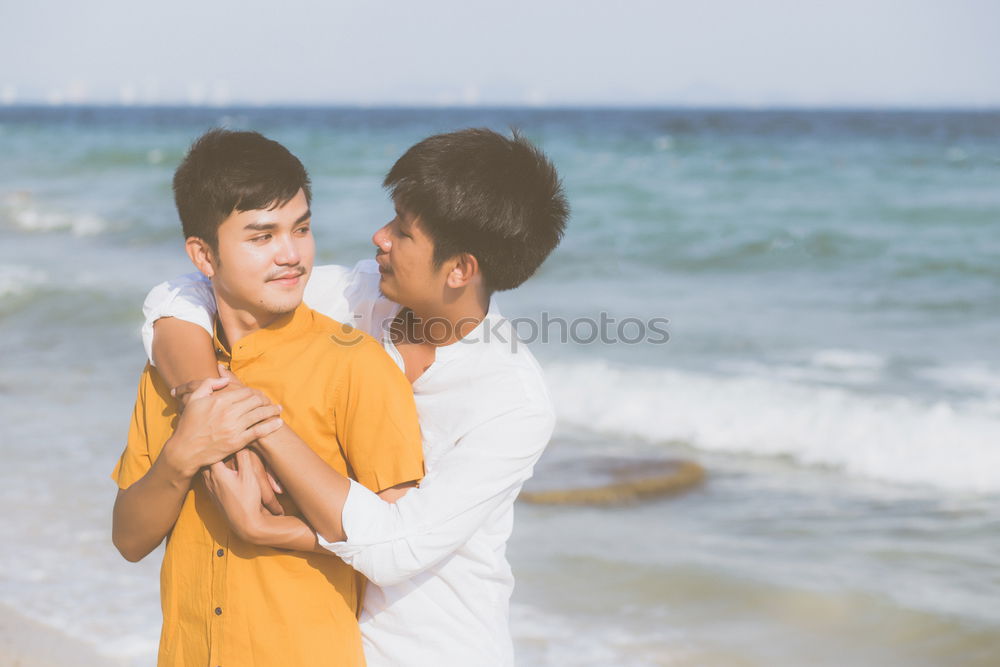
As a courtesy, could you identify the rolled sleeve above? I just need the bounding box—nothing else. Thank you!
[319,404,555,586]
[140,273,215,365]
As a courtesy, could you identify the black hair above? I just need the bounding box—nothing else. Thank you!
[384,128,568,292]
[173,129,311,249]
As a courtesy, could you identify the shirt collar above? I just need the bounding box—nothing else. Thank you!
[213,302,313,364]
[433,299,504,362]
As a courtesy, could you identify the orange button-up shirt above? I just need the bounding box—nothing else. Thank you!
[112,304,425,667]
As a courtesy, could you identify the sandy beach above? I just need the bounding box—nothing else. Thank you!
[0,604,115,667]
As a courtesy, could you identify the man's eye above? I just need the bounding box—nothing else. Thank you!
[252,234,272,243]
[296,226,311,235]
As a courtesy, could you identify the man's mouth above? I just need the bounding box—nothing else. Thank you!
[375,253,392,274]
[267,269,305,286]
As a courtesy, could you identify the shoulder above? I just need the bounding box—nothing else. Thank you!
[297,308,402,374]
[467,327,557,428]
[298,307,382,351]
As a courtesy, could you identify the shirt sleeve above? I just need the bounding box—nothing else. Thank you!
[333,338,425,494]
[141,273,216,365]
[320,402,556,587]
[111,366,156,489]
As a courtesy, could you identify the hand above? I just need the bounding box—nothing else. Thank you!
[244,448,285,516]
[171,364,245,407]
[202,450,268,543]
[163,378,284,477]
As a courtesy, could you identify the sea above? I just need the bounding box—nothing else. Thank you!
[0,106,997,666]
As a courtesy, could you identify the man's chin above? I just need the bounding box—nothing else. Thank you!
[259,290,306,315]
[377,274,397,300]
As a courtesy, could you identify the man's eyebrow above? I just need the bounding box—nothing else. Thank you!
[243,209,311,231]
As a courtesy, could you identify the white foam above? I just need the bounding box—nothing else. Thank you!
[0,265,47,298]
[511,602,676,666]
[916,363,1000,397]
[547,360,1000,493]
[3,191,107,236]
[809,348,887,371]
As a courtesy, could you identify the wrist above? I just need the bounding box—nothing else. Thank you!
[254,427,283,458]
[243,511,276,546]
[159,437,201,482]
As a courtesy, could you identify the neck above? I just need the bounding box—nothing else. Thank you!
[215,293,283,347]
[409,285,490,346]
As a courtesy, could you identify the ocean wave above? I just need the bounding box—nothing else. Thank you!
[0,265,47,299]
[1,192,108,236]
[546,360,1000,493]
[916,364,1000,398]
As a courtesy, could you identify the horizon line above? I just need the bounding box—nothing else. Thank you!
[1,102,999,113]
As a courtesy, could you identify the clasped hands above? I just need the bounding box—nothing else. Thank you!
[165,367,286,543]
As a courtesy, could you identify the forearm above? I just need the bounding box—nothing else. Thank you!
[151,317,218,388]
[250,513,331,555]
[112,454,194,562]
[255,426,352,543]
[322,407,554,586]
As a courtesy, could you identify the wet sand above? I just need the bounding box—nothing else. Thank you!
[0,603,113,667]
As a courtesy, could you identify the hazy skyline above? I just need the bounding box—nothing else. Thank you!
[3,0,998,107]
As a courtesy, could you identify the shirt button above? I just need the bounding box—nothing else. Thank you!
[214,607,223,616]
[216,549,224,557]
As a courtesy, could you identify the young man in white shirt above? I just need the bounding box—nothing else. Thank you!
[146,128,568,665]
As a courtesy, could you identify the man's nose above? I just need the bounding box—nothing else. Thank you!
[373,224,392,252]
[275,234,301,265]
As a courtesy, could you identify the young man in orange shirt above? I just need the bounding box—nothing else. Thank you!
[111,129,424,666]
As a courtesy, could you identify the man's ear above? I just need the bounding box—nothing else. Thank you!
[185,237,217,278]
[445,252,480,289]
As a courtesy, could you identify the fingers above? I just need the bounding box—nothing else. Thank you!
[238,404,283,431]
[247,417,283,442]
[242,451,284,516]
[227,388,275,416]
[203,460,230,495]
[235,448,253,472]
[177,376,231,401]
[209,460,230,475]
[267,471,283,495]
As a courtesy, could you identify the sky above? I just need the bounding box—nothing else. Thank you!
[2,0,998,107]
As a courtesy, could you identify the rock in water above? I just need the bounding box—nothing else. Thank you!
[519,457,705,506]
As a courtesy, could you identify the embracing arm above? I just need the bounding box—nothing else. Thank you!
[323,404,556,586]
[112,380,280,561]
[141,273,216,378]
[143,277,288,513]
[202,440,412,554]
[152,317,217,388]
[251,338,424,542]
[253,427,415,542]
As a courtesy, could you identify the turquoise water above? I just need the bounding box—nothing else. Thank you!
[1,107,998,665]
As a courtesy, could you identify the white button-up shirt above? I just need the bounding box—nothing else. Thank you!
[142,260,556,666]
